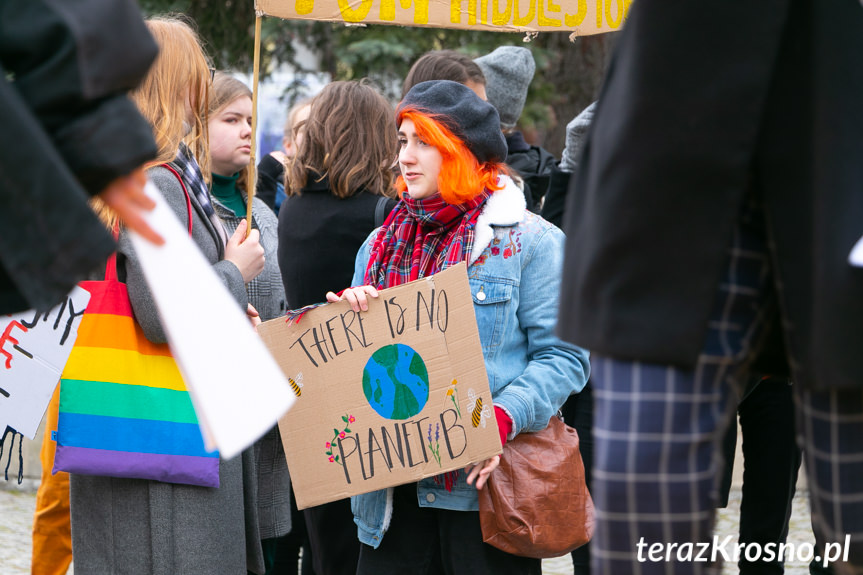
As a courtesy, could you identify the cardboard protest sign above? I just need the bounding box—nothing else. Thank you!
[257,0,631,34]
[0,286,91,438]
[258,263,501,509]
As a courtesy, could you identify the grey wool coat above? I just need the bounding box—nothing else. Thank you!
[69,165,266,575]
[211,192,292,540]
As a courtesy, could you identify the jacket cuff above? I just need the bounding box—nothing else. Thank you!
[492,400,523,442]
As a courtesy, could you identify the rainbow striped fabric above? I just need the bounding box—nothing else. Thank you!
[53,274,219,487]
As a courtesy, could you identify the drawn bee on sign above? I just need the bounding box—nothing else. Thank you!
[288,372,304,397]
[466,388,490,428]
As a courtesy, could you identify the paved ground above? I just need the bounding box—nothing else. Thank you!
[2,417,819,574]
[0,481,816,575]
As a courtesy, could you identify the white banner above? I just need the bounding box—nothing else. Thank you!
[0,286,91,438]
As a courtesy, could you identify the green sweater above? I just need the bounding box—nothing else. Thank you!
[210,172,246,217]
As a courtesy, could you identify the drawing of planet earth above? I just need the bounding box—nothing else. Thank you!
[362,344,429,420]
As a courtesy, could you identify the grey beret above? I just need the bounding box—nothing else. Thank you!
[398,80,508,165]
[474,46,535,129]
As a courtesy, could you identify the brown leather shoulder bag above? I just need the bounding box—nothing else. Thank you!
[478,415,595,558]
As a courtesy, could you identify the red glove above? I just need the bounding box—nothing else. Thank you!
[494,406,512,446]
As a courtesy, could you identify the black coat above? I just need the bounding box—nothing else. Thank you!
[277,175,396,309]
[504,131,558,214]
[0,0,157,313]
[256,153,284,214]
[559,0,863,391]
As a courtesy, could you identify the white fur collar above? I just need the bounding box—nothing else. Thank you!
[469,175,526,264]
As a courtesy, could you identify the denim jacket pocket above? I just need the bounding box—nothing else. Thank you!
[470,276,515,353]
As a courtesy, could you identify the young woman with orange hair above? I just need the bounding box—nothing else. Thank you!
[328,80,590,575]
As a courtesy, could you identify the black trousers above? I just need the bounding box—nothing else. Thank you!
[719,376,802,574]
[304,498,359,575]
[356,483,541,575]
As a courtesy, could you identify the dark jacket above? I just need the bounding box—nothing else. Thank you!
[537,169,572,229]
[277,174,396,308]
[255,153,285,214]
[504,131,558,213]
[559,0,863,391]
[0,0,157,313]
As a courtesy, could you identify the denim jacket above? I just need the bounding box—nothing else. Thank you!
[348,177,590,548]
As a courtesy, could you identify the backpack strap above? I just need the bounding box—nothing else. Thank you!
[374,196,389,228]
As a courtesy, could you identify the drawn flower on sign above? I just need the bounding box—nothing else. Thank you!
[443,379,461,419]
[427,422,442,467]
[325,414,356,466]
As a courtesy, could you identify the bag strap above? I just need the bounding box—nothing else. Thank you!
[105,224,121,282]
[374,196,389,228]
[103,164,194,281]
[159,163,194,236]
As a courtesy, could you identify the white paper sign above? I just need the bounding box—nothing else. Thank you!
[128,181,295,459]
[0,286,91,438]
[849,234,863,267]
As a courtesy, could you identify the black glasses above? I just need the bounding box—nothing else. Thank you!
[209,67,216,82]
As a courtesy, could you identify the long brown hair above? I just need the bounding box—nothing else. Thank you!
[208,72,254,199]
[401,50,486,98]
[287,81,397,199]
[132,16,211,178]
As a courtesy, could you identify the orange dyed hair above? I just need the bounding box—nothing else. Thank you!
[396,107,506,205]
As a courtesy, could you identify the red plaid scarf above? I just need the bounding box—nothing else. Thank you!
[364,191,490,289]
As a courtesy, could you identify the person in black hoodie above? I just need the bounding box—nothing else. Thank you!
[474,46,558,214]
[276,80,398,575]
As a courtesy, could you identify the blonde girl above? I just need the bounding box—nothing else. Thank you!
[69,17,267,575]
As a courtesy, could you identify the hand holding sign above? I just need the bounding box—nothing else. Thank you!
[465,455,500,490]
[326,286,379,312]
[100,168,164,246]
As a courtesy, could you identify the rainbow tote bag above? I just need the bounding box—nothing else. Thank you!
[53,255,219,487]
[53,172,219,487]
